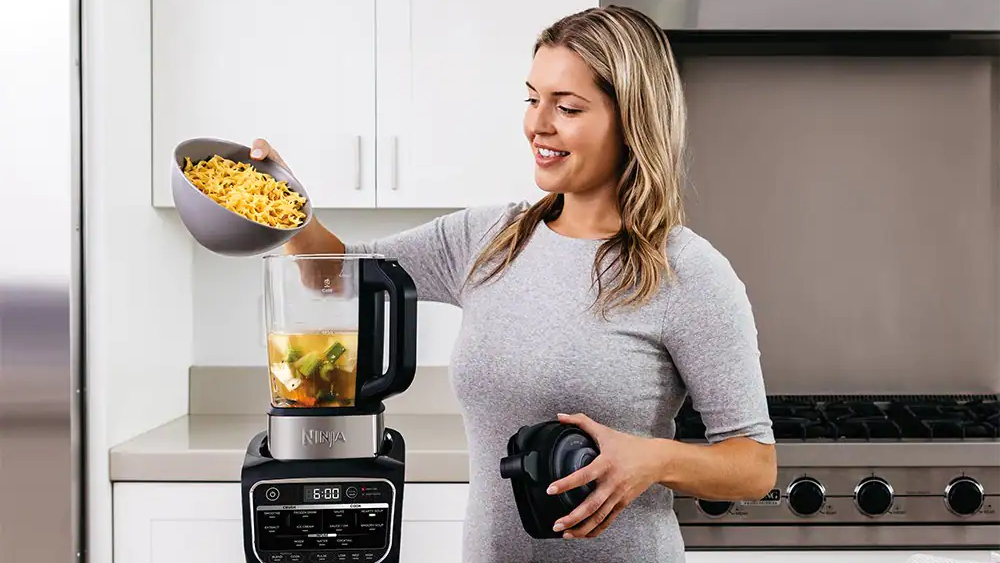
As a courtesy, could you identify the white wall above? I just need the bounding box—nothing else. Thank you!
[83,1,193,562]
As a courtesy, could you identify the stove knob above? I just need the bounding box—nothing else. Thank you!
[854,477,894,517]
[945,477,985,516]
[696,499,733,518]
[787,477,826,517]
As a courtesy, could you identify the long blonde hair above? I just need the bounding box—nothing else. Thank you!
[466,6,688,318]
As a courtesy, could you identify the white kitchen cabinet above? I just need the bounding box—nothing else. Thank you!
[374,0,596,208]
[152,0,598,209]
[113,482,469,563]
[113,483,243,563]
[151,0,377,209]
[399,522,464,563]
[399,482,467,563]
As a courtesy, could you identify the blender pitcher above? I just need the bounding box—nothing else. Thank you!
[242,253,417,563]
[262,253,417,413]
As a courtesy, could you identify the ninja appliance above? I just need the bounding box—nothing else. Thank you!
[241,254,417,563]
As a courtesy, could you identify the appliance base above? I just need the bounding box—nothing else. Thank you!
[241,428,406,563]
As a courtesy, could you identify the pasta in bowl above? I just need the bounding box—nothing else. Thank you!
[171,137,313,256]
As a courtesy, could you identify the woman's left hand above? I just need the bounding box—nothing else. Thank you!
[545,412,665,539]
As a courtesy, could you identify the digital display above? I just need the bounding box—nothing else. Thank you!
[303,485,341,503]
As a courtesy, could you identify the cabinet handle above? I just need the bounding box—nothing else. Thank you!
[390,136,399,190]
[354,135,361,190]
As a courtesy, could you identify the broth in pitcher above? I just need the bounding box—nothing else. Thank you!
[267,331,358,407]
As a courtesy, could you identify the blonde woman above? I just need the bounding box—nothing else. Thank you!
[252,5,776,562]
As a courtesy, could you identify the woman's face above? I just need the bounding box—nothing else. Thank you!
[524,45,624,196]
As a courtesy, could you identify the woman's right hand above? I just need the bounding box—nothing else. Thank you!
[248,137,311,249]
[248,138,348,289]
[249,138,292,174]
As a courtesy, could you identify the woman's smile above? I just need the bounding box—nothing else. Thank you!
[534,143,571,168]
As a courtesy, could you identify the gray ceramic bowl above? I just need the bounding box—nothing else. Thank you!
[171,137,313,257]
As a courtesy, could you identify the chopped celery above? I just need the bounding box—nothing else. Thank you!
[283,344,303,364]
[324,341,347,364]
[293,351,322,379]
[319,362,334,382]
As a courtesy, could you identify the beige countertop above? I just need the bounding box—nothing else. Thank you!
[109,414,470,482]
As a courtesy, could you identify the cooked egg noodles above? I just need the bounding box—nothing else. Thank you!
[183,154,307,229]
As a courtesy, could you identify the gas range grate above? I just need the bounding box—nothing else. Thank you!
[674,394,1000,442]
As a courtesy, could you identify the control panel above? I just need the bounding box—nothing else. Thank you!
[676,466,998,526]
[249,478,396,563]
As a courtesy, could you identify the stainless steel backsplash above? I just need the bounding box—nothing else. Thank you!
[679,56,999,395]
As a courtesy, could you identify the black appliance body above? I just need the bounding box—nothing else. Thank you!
[242,256,418,563]
[241,427,406,563]
[499,420,600,539]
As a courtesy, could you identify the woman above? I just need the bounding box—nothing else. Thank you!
[251,5,775,562]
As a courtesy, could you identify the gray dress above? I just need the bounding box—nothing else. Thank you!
[346,201,775,563]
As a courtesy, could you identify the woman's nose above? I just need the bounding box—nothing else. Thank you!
[526,106,555,136]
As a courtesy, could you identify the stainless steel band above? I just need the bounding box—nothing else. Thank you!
[267,412,386,460]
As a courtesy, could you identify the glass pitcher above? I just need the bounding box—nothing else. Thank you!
[262,253,417,411]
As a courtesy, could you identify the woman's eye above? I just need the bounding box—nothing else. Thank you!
[524,97,539,105]
[558,106,581,115]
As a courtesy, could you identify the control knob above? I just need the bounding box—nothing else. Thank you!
[945,476,985,516]
[787,477,826,516]
[696,499,733,518]
[854,476,894,517]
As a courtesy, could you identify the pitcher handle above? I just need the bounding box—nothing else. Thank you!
[358,258,417,402]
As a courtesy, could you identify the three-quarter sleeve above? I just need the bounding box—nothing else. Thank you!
[344,202,525,307]
[662,236,775,445]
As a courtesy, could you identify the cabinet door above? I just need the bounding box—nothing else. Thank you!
[400,483,468,563]
[152,0,376,208]
[400,522,464,563]
[113,483,244,563]
[376,0,598,208]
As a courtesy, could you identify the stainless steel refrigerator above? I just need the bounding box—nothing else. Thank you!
[0,0,85,561]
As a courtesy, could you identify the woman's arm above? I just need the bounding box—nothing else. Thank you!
[652,436,776,501]
[541,234,777,539]
[545,414,775,538]
[660,235,777,498]
[251,139,527,305]
[286,216,346,256]
[251,139,346,258]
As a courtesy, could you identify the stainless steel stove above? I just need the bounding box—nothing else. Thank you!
[673,394,1000,550]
